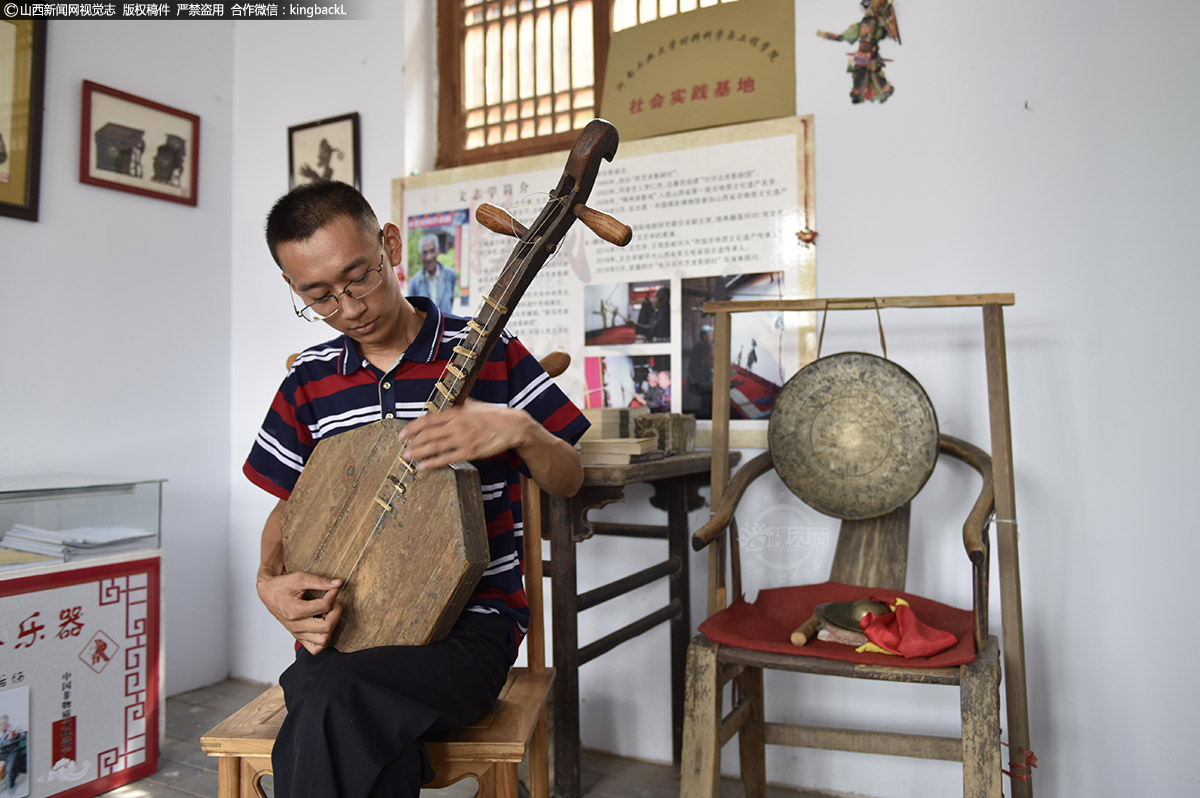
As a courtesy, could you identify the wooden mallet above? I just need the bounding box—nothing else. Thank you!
[790,612,821,646]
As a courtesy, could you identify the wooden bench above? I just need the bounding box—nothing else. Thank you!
[201,480,555,798]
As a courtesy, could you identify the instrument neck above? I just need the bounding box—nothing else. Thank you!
[392,220,551,487]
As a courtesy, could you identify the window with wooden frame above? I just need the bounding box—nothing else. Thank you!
[436,0,741,168]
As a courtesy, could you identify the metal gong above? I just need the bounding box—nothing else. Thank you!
[768,352,939,520]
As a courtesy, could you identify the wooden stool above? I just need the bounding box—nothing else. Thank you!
[201,480,555,798]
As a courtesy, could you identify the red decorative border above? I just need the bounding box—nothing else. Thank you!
[0,556,160,797]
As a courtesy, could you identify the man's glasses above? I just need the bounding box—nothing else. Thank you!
[289,251,386,323]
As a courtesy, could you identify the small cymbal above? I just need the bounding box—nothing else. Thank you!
[817,598,890,632]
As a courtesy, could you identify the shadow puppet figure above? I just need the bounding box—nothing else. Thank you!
[817,0,901,104]
[298,138,344,183]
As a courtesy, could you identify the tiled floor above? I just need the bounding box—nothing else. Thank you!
[96,678,831,798]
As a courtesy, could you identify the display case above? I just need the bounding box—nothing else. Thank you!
[0,475,163,798]
[0,475,163,572]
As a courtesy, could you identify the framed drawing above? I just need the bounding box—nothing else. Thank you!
[0,20,47,221]
[288,112,360,190]
[80,80,200,206]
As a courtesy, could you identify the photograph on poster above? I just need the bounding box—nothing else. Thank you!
[407,209,470,315]
[80,81,198,206]
[288,111,359,190]
[0,685,30,798]
[682,271,786,420]
[584,353,672,412]
[584,280,671,345]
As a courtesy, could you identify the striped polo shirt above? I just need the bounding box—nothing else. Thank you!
[244,296,588,645]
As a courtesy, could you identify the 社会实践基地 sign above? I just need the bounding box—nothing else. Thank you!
[600,0,796,142]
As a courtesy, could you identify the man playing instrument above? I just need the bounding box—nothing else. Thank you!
[244,181,588,797]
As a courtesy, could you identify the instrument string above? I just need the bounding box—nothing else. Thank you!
[335,192,571,587]
[336,295,507,586]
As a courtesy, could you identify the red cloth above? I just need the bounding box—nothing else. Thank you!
[698,581,975,668]
[585,326,638,345]
[859,597,959,659]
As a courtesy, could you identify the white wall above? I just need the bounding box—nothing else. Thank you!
[0,21,234,696]
[778,3,1199,794]
[226,3,413,680]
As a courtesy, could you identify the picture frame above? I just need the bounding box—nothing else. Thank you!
[288,111,360,190]
[0,20,47,221]
[80,80,200,206]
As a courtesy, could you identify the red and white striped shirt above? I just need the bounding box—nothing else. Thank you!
[244,297,588,650]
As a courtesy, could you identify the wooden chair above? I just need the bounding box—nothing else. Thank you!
[680,295,1033,798]
[683,436,1002,796]
[201,477,555,798]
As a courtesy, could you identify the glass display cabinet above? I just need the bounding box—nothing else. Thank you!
[0,475,164,798]
[0,475,163,571]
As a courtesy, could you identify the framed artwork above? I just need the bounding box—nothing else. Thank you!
[288,112,360,190]
[0,20,46,221]
[80,80,200,206]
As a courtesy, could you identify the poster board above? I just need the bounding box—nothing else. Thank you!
[394,116,816,446]
[0,556,160,798]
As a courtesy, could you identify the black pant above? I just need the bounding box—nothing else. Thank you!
[272,612,513,798]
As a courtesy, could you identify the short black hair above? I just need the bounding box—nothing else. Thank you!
[265,181,379,266]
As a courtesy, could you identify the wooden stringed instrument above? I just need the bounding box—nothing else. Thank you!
[280,120,631,652]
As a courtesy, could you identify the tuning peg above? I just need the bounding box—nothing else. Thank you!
[475,202,529,239]
[573,204,632,247]
[538,350,571,378]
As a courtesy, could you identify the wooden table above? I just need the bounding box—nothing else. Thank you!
[543,450,739,798]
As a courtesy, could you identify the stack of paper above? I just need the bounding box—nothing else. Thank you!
[1,524,156,561]
[0,548,61,571]
[581,406,650,439]
[577,437,664,466]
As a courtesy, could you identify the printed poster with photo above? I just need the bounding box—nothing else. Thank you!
[395,116,815,445]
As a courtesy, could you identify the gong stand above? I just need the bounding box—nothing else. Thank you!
[702,293,1033,798]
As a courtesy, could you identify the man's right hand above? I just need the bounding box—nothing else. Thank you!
[256,571,343,655]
